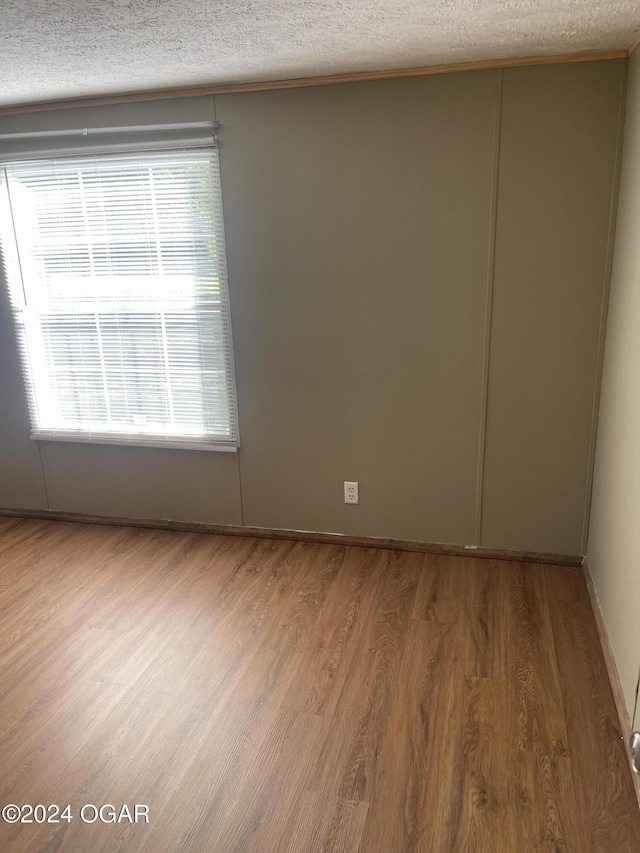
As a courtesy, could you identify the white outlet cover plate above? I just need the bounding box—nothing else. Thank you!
[344,481,359,504]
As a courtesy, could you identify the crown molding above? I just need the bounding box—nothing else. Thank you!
[0,48,628,117]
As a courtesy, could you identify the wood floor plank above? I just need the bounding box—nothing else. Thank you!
[0,519,638,852]
[336,549,422,802]
[280,546,387,717]
[269,542,346,653]
[502,564,568,757]
[546,570,640,853]
[453,675,509,851]
[358,615,455,852]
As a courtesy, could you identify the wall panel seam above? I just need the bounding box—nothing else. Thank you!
[475,68,503,545]
[213,91,245,526]
[35,442,50,511]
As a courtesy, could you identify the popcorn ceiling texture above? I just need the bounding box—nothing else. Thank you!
[1,0,639,106]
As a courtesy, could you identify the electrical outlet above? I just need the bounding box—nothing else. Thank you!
[344,481,359,504]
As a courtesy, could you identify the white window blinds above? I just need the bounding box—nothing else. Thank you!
[0,144,239,450]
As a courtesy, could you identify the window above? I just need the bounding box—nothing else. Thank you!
[0,139,238,450]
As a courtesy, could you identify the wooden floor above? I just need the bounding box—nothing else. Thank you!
[0,518,638,852]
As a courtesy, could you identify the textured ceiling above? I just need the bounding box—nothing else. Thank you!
[1,0,639,107]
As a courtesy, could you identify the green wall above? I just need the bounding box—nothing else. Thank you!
[0,60,626,554]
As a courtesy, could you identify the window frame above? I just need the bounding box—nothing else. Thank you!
[0,132,240,453]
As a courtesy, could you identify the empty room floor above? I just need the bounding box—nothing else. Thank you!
[0,517,639,852]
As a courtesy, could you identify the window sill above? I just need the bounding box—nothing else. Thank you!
[30,431,238,453]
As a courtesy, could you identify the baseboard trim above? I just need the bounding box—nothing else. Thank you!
[583,559,640,807]
[0,506,582,567]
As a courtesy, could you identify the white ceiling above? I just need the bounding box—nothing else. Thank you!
[1,0,638,107]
